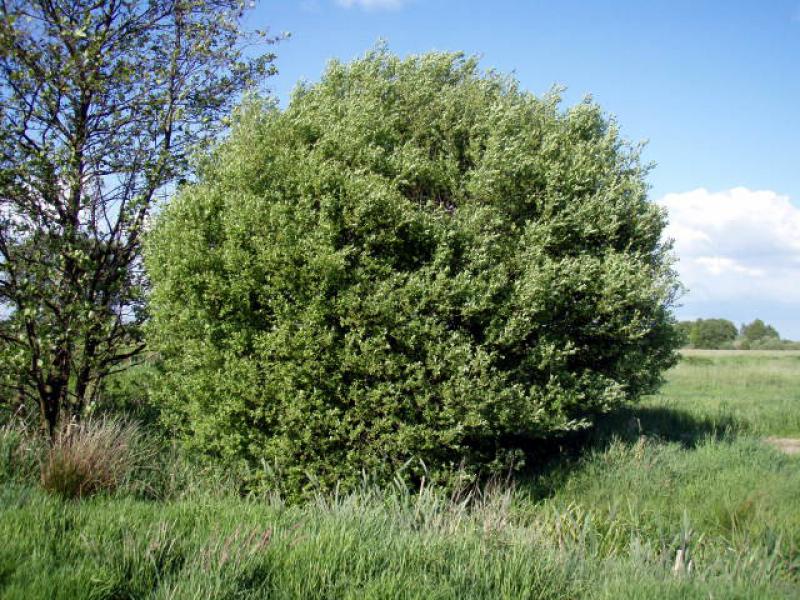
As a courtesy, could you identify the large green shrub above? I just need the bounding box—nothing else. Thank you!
[146,49,681,497]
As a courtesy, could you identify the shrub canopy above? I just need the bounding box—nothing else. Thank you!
[146,49,681,497]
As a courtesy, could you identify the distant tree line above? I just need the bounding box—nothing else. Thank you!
[676,318,800,350]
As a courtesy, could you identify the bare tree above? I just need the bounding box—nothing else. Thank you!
[0,0,279,436]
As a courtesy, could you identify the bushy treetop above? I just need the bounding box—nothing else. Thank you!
[146,48,681,497]
[687,318,738,349]
[740,319,779,343]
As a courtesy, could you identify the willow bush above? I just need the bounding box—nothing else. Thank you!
[145,48,681,498]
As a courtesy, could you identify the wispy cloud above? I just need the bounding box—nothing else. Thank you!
[336,0,409,10]
[657,187,800,307]
[693,256,765,278]
[301,0,321,12]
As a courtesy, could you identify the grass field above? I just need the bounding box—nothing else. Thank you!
[1,351,799,598]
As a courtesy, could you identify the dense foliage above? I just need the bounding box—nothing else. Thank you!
[146,49,681,496]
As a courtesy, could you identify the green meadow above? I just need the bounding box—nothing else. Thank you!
[2,351,799,599]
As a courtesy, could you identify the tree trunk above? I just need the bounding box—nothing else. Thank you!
[39,387,60,440]
[39,347,72,441]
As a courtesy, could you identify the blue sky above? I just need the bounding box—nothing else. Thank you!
[249,0,800,338]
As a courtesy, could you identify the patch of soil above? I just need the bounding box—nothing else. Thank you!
[765,437,800,455]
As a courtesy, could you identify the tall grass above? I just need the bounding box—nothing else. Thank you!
[39,418,149,499]
[1,416,240,502]
[651,350,800,436]
[0,478,795,599]
[0,420,41,484]
[1,351,799,598]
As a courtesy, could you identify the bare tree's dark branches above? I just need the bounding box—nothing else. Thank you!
[0,0,280,436]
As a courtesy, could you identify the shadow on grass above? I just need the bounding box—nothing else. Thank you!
[591,404,743,447]
[515,404,745,500]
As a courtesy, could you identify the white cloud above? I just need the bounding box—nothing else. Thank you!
[336,0,408,10]
[693,256,765,278]
[657,187,800,305]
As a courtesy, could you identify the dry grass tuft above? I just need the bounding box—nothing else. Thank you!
[40,417,147,499]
